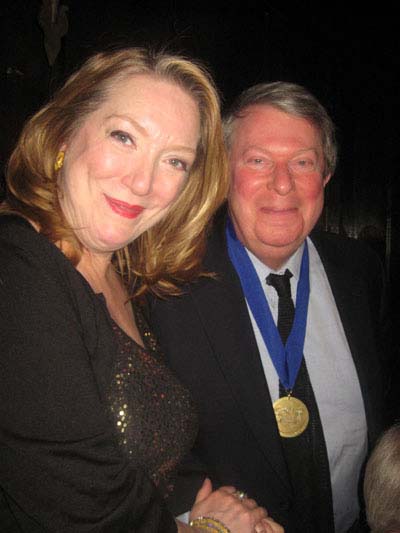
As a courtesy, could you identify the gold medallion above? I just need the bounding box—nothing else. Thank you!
[273,395,309,438]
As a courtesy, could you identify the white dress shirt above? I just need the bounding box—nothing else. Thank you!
[247,237,368,533]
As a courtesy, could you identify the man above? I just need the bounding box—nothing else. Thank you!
[148,83,387,532]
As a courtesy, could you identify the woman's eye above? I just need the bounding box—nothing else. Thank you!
[168,158,188,171]
[110,130,134,145]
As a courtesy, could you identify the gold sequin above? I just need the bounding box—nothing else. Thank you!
[106,305,198,496]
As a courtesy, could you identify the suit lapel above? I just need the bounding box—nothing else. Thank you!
[190,217,291,492]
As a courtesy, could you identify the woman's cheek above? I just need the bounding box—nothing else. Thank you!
[86,143,132,181]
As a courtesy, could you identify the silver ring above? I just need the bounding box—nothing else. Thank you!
[234,490,247,500]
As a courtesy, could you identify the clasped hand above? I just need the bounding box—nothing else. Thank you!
[178,478,284,533]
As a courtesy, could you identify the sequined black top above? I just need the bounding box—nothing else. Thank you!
[0,215,196,532]
[108,307,198,497]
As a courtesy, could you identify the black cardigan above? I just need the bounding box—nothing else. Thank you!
[0,215,177,532]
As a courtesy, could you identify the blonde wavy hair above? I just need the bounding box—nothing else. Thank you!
[3,48,228,295]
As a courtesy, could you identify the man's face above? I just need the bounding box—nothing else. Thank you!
[228,105,331,269]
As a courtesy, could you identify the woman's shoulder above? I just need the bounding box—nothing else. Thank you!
[1,214,65,266]
[0,214,91,297]
[0,214,117,403]
[0,214,102,346]
[0,214,67,282]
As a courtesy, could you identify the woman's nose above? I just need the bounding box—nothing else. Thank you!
[122,158,155,196]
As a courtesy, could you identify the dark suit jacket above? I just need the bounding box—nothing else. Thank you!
[148,211,387,532]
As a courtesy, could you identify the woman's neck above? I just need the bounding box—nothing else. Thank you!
[76,249,115,295]
[77,248,143,346]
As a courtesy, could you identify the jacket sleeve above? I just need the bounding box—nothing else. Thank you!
[0,234,177,532]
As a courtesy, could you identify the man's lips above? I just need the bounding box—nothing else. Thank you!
[260,206,298,215]
[105,195,144,219]
[259,206,299,224]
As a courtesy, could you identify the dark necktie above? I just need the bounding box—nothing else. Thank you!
[266,269,335,533]
[266,269,294,345]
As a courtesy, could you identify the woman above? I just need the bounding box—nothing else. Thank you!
[0,48,283,533]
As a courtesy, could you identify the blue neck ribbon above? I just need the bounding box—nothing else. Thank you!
[225,218,310,391]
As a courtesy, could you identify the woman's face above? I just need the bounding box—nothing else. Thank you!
[59,74,200,256]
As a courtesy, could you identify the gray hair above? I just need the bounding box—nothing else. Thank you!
[364,424,400,533]
[223,81,337,177]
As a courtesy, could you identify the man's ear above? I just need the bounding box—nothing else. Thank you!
[323,173,331,186]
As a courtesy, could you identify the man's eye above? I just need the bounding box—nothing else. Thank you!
[245,157,264,166]
[111,130,134,145]
[245,157,274,169]
[291,159,316,171]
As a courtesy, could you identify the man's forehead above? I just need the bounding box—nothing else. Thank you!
[237,104,314,129]
[230,104,322,149]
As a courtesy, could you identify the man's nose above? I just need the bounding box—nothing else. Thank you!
[268,162,294,195]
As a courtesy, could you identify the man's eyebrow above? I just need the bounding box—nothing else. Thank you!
[241,145,271,154]
[291,148,320,155]
[242,146,320,154]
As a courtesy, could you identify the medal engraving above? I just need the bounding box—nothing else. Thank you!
[273,396,309,438]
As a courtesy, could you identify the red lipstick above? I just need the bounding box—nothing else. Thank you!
[105,195,144,219]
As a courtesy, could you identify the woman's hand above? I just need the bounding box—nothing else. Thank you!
[255,517,284,533]
[185,478,283,533]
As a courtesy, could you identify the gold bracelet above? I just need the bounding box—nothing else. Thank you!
[189,516,231,533]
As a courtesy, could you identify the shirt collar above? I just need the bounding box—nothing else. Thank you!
[246,240,306,283]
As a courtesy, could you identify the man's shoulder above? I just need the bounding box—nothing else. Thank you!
[311,230,382,262]
[310,230,384,281]
[311,229,361,249]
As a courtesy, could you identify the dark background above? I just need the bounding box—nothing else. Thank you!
[1,1,399,301]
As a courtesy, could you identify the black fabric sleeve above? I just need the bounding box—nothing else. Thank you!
[0,231,177,532]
